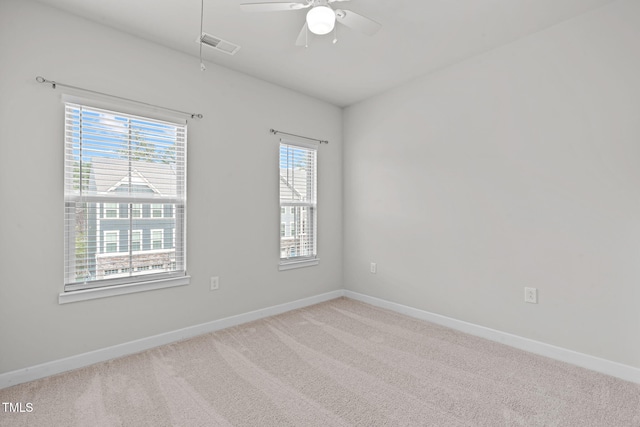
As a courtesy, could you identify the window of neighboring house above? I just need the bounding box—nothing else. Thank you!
[63,101,189,300]
[104,231,118,253]
[104,203,118,218]
[281,223,286,237]
[151,204,163,218]
[151,229,163,250]
[131,230,142,252]
[132,204,142,218]
[279,139,318,270]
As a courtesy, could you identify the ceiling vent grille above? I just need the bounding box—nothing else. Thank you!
[197,33,240,56]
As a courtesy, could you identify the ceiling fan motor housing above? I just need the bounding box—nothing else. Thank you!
[306,5,336,35]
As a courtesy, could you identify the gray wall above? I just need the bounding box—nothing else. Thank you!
[344,0,640,368]
[0,0,342,374]
[2,0,638,376]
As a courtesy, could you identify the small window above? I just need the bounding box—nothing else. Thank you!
[279,140,318,268]
[151,229,163,250]
[151,204,163,218]
[131,230,142,252]
[104,231,118,253]
[104,203,118,219]
[132,204,142,218]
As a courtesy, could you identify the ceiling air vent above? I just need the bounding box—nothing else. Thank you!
[197,33,240,56]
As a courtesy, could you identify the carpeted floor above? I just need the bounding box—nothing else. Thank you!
[1,297,639,426]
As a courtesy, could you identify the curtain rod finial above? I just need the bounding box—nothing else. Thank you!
[35,76,55,88]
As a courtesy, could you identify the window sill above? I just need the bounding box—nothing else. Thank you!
[279,258,319,271]
[59,275,190,304]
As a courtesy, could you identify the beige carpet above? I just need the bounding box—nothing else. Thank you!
[1,297,639,426]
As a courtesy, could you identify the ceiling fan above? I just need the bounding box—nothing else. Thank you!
[240,0,381,46]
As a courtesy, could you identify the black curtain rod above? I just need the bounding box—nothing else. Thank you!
[270,128,328,144]
[35,76,203,119]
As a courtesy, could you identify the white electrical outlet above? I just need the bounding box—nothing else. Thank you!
[210,276,219,291]
[370,262,377,274]
[524,287,537,304]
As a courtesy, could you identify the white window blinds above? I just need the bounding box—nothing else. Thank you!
[279,140,317,263]
[64,103,187,291]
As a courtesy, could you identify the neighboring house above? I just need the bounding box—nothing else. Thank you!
[88,158,177,280]
[279,168,314,259]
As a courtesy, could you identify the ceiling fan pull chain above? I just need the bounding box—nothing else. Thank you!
[333,25,337,44]
[199,0,206,71]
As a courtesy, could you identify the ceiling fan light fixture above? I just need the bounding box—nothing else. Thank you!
[306,6,336,35]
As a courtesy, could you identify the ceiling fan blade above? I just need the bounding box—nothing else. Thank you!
[295,23,308,47]
[335,9,381,36]
[240,2,309,12]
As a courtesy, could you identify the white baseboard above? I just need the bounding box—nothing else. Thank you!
[345,290,640,384]
[3,289,638,389]
[0,290,345,389]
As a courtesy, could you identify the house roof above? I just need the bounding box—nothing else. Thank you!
[280,168,314,203]
[90,158,177,198]
[90,158,307,201]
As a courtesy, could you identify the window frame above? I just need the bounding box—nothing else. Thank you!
[60,97,190,304]
[278,138,319,271]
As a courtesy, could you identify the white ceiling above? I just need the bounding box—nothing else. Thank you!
[36,0,616,107]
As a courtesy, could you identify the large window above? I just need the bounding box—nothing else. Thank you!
[279,140,317,269]
[64,102,187,293]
